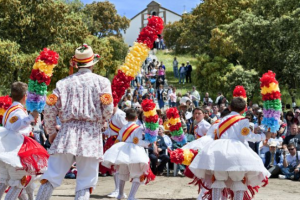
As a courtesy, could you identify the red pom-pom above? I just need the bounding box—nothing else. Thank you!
[30,69,51,85]
[136,16,164,49]
[166,107,180,119]
[260,70,278,88]
[35,48,59,65]
[145,115,159,123]
[0,95,13,110]
[233,85,247,98]
[168,149,184,164]
[141,99,156,111]
[111,70,134,107]
[262,91,281,101]
[169,122,182,132]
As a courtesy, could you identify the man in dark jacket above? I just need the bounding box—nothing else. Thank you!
[148,135,169,175]
[185,61,192,83]
[264,141,283,178]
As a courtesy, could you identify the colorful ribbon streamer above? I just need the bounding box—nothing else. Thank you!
[142,99,159,143]
[166,107,187,145]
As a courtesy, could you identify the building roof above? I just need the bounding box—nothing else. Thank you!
[130,1,181,20]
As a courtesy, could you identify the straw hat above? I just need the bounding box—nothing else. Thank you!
[72,44,100,68]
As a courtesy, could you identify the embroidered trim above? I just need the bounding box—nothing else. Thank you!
[9,116,18,124]
[46,94,58,106]
[241,127,250,136]
[133,137,139,144]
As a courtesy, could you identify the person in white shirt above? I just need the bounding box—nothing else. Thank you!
[280,143,300,180]
[191,86,200,107]
[193,108,211,139]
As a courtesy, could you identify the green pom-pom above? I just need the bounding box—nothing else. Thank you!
[145,122,159,130]
[28,79,48,96]
[263,99,281,111]
[170,128,184,136]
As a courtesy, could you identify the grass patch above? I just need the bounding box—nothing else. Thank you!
[155,50,197,95]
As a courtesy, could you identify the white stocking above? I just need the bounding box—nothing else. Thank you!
[5,186,22,200]
[234,190,244,200]
[212,188,222,200]
[128,182,140,200]
[114,173,120,191]
[35,182,54,200]
[25,182,35,200]
[75,188,90,200]
[117,180,126,199]
[18,191,28,200]
[0,183,7,199]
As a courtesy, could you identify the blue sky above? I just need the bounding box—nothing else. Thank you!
[81,0,202,19]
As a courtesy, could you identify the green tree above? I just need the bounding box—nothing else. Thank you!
[84,1,130,38]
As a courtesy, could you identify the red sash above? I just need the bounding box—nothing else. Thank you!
[218,115,245,138]
[122,124,139,142]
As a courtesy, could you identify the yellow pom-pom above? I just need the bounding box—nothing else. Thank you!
[33,61,55,77]
[168,117,181,126]
[144,109,157,117]
[0,108,5,116]
[261,82,280,95]
[182,149,194,166]
[100,93,113,105]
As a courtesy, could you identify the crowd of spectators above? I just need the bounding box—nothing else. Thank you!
[31,55,300,180]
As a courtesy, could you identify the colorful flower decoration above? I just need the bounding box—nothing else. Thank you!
[26,48,59,113]
[260,71,282,133]
[166,107,187,145]
[0,96,12,126]
[168,149,198,166]
[142,99,159,143]
[111,16,164,106]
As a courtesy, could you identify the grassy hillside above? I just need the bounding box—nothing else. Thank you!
[156,50,300,106]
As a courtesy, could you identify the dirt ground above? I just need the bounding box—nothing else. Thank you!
[32,176,300,200]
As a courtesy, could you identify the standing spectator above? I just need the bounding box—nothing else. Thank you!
[173,57,179,78]
[203,92,213,106]
[136,83,144,96]
[191,86,200,107]
[279,143,300,180]
[157,84,165,109]
[158,65,165,83]
[160,61,166,70]
[167,85,173,107]
[169,87,177,107]
[215,92,224,106]
[285,111,295,136]
[136,68,144,86]
[131,96,140,109]
[148,84,155,100]
[178,63,186,84]
[264,141,283,178]
[148,59,156,73]
[185,61,192,83]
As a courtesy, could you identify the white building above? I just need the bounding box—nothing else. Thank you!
[123,1,181,46]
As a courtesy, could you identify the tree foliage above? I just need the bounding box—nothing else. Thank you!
[84,1,130,38]
[0,0,129,93]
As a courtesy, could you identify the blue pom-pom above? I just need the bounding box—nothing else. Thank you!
[262,117,280,133]
[26,100,45,113]
[145,133,157,143]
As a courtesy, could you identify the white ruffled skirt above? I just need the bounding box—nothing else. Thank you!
[189,139,270,187]
[102,142,149,173]
[181,136,213,151]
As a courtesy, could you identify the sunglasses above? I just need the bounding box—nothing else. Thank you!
[288,148,295,151]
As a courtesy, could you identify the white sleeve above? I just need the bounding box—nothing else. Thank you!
[7,109,34,132]
[240,119,266,142]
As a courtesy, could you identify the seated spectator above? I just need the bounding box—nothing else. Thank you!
[184,124,194,142]
[65,162,77,179]
[279,143,300,180]
[219,103,227,112]
[149,132,170,175]
[158,125,172,150]
[210,104,220,119]
[283,123,300,150]
[132,96,140,109]
[264,142,283,178]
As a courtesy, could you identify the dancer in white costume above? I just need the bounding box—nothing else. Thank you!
[103,108,154,200]
[0,82,47,200]
[36,45,113,200]
[101,106,128,198]
[189,98,270,200]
